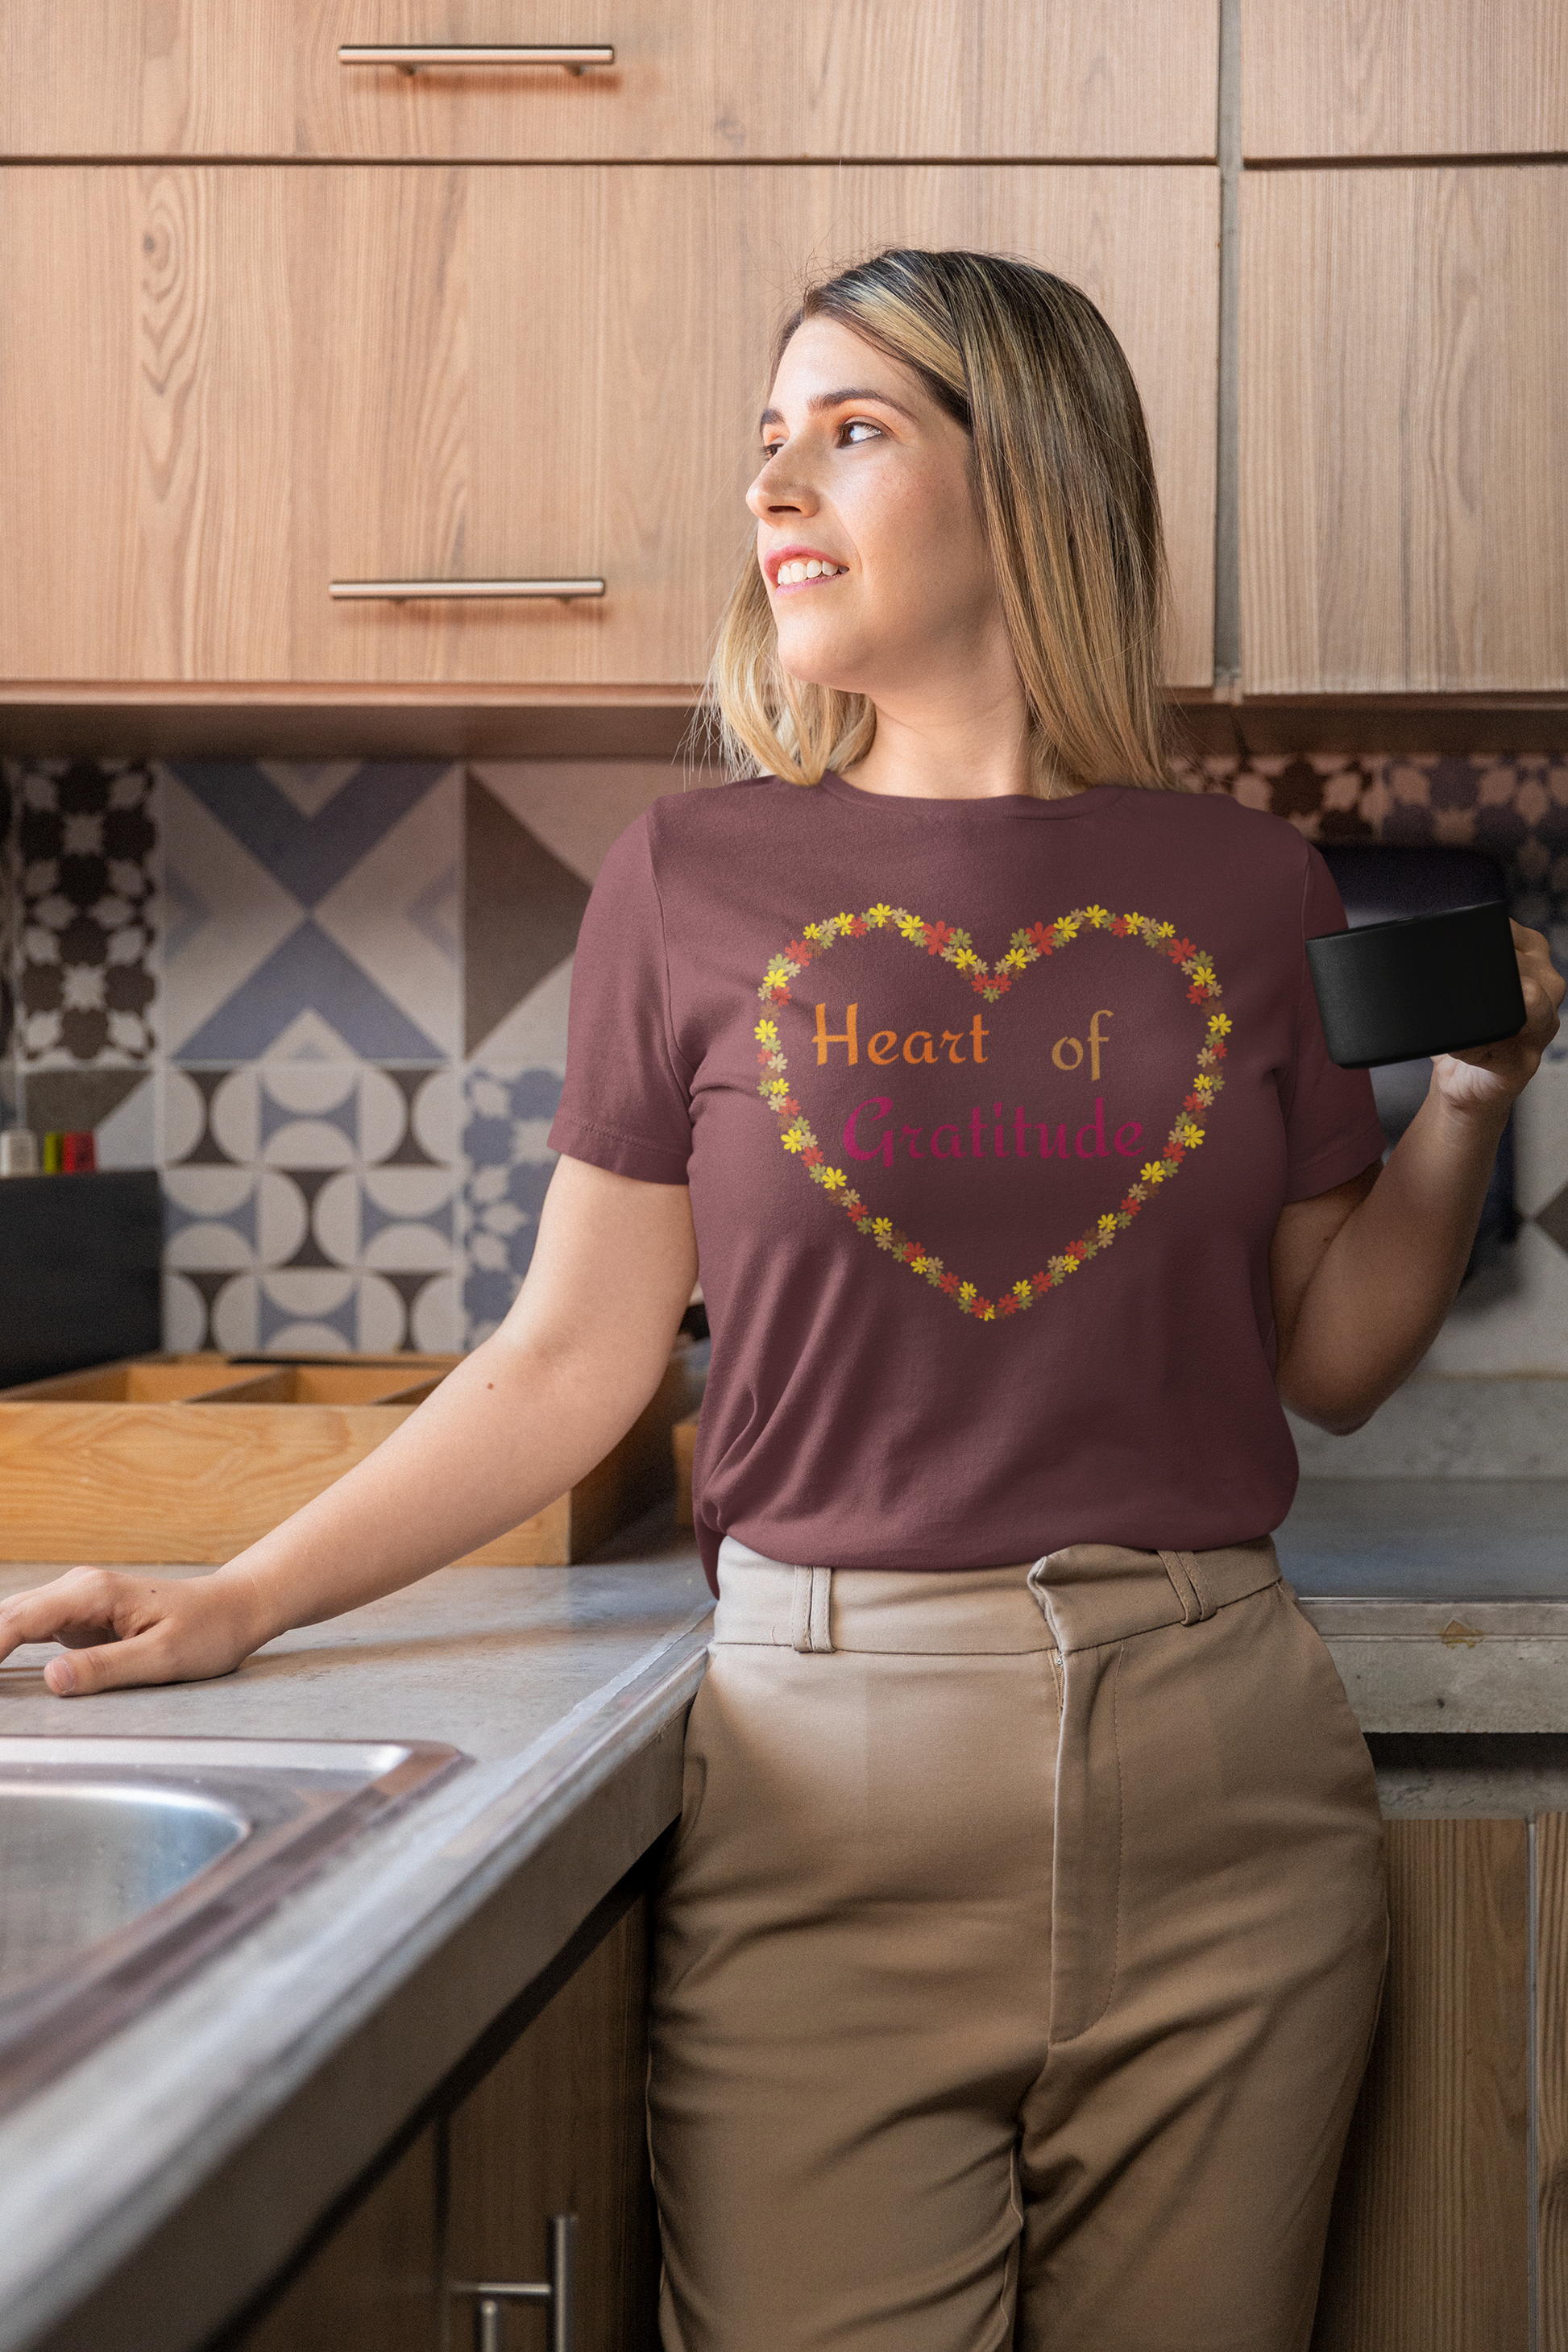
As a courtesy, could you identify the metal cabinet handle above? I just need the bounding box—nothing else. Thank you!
[451,2213,575,2352]
[329,577,606,603]
[338,44,613,75]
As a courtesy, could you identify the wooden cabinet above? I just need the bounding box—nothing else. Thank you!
[236,1885,658,2352]
[1239,166,1568,695]
[0,163,1218,695]
[1313,1819,1532,2351]
[1,1,1217,163]
[1242,0,1568,160]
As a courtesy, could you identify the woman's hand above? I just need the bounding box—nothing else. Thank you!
[1432,919,1564,1114]
[0,1565,270,1697]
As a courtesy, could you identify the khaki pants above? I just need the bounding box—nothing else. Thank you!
[649,1537,1388,2352]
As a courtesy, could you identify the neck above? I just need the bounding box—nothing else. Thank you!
[840,674,1056,803]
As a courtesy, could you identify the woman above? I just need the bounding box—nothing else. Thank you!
[1,250,1560,2350]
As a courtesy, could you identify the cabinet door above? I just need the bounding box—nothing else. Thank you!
[237,2125,442,2352]
[1536,1814,1568,2350]
[0,164,1217,692]
[445,1895,661,2352]
[1242,0,1568,160]
[2,1,1217,163]
[1312,1818,1530,2352]
[1240,166,1568,694]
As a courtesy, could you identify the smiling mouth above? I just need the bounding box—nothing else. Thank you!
[774,557,847,589]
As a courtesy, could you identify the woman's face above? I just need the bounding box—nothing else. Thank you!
[748,317,1009,709]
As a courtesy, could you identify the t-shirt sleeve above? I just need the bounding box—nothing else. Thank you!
[1278,847,1388,1203]
[547,815,695,1184]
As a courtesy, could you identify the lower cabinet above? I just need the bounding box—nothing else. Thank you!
[234,1885,659,2352]
[230,1805,1568,2352]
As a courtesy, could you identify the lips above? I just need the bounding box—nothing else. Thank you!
[766,545,848,589]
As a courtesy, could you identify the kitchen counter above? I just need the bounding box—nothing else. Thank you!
[0,1522,711,2352]
[3,1476,1567,2350]
[1280,1480,1568,1732]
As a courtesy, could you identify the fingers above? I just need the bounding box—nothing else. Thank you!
[0,1567,135,1665]
[44,1633,177,1698]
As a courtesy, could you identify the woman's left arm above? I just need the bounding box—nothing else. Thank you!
[1272,920,1565,1433]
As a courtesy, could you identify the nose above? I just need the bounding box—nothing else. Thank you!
[746,445,818,523]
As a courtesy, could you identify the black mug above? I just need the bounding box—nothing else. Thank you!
[1307,900,1525,1070]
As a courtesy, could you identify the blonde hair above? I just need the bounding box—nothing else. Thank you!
[705,247,1177,796]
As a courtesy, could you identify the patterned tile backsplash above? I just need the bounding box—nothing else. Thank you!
[2,749,1566,1367]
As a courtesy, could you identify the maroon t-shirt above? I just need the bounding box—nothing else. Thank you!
[550,773,1385,1591]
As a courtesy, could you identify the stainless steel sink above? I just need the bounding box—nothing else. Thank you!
[0,1736,466,2111]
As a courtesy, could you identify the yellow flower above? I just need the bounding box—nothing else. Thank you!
[1177,1122,1205,1147]
[803,922,823,940]
[1014,1280,1033,1300]
[1155,921,1176,938]
[980,1305,996,1320]
[1056,916,1081,940]
[754,1018,778,1043]
[1098,1213,1118,1235]
[1208,1012,1232,1035]
[872,1217,893,1237]
[782,1130,807,1154]
[1122,911,1143,927]
[1084,903,1110,926]
[867,902,893,927]
[898,913,926,940]
[912,1253,931,1273]
[1194,1073,1217,1093]
[1141,1161,1168,1184]
[821,1167,847,1191]
[959,1281,977,1301]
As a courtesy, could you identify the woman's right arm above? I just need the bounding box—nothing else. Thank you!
[0,1156,699,1697]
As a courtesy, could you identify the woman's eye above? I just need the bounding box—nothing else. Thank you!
[844,420,881,444]
[761,442,784,463]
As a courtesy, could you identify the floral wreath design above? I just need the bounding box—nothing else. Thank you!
[754,902,1230,1321]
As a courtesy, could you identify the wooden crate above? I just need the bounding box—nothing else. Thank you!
[0,1349,694,1567]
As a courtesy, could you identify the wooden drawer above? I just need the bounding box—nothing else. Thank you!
[0,163,1218,692]
[1240,166,1568,695]
[1242,0,1568,160]
[0,1347,695,1565]
[2,0,1217,163]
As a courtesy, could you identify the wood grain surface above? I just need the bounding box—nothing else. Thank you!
[2,0,1216,162]
[445,1894,660,2352]
[1242,0,1568,160]
[238,2125,442,2352]
[1538,1815,1568,2350]
[1241,166,1568,694]
[1,163,1217,691]
[1312,1817,1530,2351]
[0,1350,688,1566]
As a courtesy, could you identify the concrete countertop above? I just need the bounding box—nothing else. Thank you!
[1281,1481,1568,1732]
[0,1520,714,2352]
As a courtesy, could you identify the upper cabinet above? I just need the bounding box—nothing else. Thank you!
[1239,166,1568,695]
[1241,0,1568,159]
[0,164,1218,693]
[2,1,1217,162]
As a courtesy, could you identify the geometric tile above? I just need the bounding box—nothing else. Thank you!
[160,1059,459,1354]
[18,1064,149,1138]
[463,774,591,1056]
[469,757,706,886]
[160,772,302,1057]
[14,757,158,1065]
[461,1064,563,1344]
[466,956,575,1082]
[1537,1177,1568,1257]
[173,922,446,1064]
[314,767,461,1057]
[170,760,444,909]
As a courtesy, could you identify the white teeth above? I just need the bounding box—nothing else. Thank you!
[777,558,842,585]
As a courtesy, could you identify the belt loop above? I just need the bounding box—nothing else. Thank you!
[790,1565,834,1653]
[1159,1549,1214,1625]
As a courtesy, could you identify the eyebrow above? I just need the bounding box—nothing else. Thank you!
[757,387,922,431]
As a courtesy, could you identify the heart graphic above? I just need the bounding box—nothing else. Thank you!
[753,901,1231,1321]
